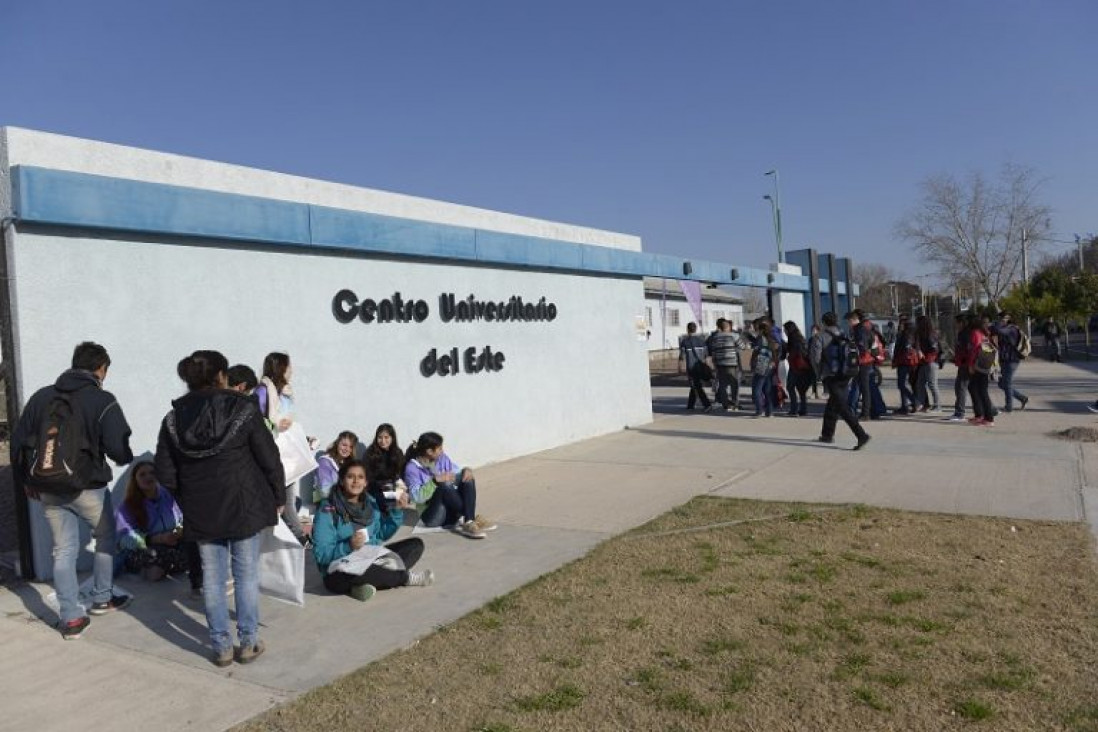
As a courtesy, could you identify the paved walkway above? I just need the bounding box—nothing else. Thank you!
[0,359,1095,730]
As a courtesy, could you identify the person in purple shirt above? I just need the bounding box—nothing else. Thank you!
[116,460,196,585]
[403,432,496,540]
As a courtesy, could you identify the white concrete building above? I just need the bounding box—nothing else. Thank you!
[642,277,744,351]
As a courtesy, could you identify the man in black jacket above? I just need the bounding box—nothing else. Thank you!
[810,312,871,450]
[10,342,134,639]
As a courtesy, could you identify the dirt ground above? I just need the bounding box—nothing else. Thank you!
[235,497,1098,732]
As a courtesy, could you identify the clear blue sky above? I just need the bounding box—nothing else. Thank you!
[5,1,1095,276]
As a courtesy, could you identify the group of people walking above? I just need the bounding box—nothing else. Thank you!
[680,308,1039,447]
[10,342,492,667]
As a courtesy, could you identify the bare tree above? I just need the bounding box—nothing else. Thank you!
[895,164,1051,308]
[853,262,898,315]
[736,287,767,319]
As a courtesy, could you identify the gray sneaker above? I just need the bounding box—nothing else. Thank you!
[350,583,377,602]
[406,569,435,587]
[235,639,266,665]
[458,520,486,539]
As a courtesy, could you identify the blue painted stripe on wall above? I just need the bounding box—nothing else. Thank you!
[13,167,311,245]
[310,204,477,260]
[11,165,816,291]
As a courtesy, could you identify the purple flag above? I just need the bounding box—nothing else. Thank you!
[680,280,703,326]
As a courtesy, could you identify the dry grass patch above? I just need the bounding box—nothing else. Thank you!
[236,497,1098,732]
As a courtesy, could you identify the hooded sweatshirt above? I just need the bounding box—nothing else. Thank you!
[154,389,284,542]
[10,369,133,490]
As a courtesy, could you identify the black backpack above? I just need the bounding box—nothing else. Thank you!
[22,391,95,493]
[824,334,860,378]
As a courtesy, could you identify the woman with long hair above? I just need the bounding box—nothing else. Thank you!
[364,423,406,510]
[965,316,997,426]
[312,459,432,601]
[914,315,942,412]
[254,351,308,545]
[155,350,284,667]
[404,432,495,539]
[115,460,197,588]
[314,431,358,503]
[782,321,812,417]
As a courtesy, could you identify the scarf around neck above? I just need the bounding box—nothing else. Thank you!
[330,486,373,529]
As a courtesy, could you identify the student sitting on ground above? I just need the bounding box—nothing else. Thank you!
[116,460,199,590]
[312,459,433,601]
[403,432,496,539]
[314,431,358,503]
[364,423,406,510]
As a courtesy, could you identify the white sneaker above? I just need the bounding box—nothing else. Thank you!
[406,569,435,587]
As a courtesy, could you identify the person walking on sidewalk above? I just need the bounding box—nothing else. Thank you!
[947,314,972,422]
[783,320,813,417]
[10,342,135,640]
[678,322,712,412]
[964,316,997,426]
[993,312,1029,412]
[706,318,744,410]
[892,318,919,414]
[913,315,942,412]
[810,312,871,450]
[1043,318,1064,362]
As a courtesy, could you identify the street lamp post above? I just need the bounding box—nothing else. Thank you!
[762,195,780,264]
[764,169,784,264]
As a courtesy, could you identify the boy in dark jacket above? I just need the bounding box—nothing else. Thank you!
[810,313,871,450]
[10,342,134,639]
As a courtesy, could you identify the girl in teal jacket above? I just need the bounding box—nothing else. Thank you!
[311,459,433,600]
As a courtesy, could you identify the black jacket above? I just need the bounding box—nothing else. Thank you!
[154,389,285,542]
[10,369,133,489]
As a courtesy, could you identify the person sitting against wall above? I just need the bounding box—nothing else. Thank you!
[116,460,200,591]
[314,431,359,504]
[254,352,309,546]
[364,423,407,510]
[312,459,433,601]
[404,432,496,539]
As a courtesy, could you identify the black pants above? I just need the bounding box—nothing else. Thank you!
[420,478,478,527]
[686,366,712,409]
[968,371,994,421]
[788,369,812,415]
[323,537,424,593]
[821,377,868,441]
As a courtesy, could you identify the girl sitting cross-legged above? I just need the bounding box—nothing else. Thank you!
[311,459,433,601]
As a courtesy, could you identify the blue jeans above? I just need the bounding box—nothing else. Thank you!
[896,365,915,411]
[751,373,772,416]
[40,487,116,623]
[998,360,1027,410]
[198,533,262,653]
[420,478,478,527]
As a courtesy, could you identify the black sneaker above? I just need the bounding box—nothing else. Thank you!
[854,435,872,451]
[1087,401,1098,414]
[816,436,835,444]
[89,593,133,616]
[60,616,90,640]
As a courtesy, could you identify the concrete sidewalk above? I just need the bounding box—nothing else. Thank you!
[1,359,1095,730]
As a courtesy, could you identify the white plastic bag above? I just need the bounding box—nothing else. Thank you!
[275,422,318,486]
[258,518,305,606]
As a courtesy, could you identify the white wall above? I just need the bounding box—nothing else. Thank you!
[1,128,653,578]
[643,296,745,351]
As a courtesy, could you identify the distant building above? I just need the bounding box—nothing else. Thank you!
[642,277,744,351]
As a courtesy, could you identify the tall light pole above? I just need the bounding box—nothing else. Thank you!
[764,169,784,263]
[762,195,780,264]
